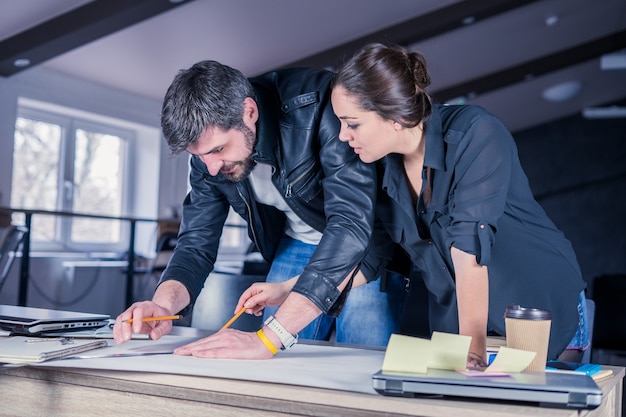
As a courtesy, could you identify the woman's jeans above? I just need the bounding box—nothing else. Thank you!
[565,291,590,351]
[262,237,405,346]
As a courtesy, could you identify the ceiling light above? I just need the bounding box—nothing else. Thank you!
[541,81,582,102]
[545,15,559,27]
[600,50,626,70]
[13,58,31,68]
[582,106,626,119]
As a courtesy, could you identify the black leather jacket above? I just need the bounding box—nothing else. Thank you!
[159,68,377,315]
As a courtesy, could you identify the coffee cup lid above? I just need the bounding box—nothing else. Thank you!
[504,304,551,320]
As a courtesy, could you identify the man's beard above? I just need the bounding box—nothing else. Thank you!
[222,124,256,182]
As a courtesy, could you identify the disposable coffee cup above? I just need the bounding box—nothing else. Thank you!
[504,304,551,372]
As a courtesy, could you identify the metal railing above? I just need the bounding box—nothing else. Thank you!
[0,206,157,308]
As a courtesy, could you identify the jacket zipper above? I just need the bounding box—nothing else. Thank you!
[284,161,315,198]
[236,184,260,252]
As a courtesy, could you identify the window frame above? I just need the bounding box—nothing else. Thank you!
[13,104,134,253]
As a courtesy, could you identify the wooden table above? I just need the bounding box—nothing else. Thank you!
[0,327,623,417]
[0,365,622,417]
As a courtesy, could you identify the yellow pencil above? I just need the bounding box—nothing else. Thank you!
[220,307,246,331]
[124,315,182,324]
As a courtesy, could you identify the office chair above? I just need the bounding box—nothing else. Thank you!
[152,231,178,271]
[133,231,179,302]
[191,243,269,332]
[0,226,27,293]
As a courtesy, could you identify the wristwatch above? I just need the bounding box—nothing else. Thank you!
[264,316,298,350]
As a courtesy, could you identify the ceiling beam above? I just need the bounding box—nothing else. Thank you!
[431,29,626,103]
[0,0,195,77]
[281,0,542,70]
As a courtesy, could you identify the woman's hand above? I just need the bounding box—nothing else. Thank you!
[235,277,298,316]
[466,351,488,370]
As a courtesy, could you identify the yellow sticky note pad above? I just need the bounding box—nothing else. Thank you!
[382,334,431,374]
[485,347,536,373]
[428,331,472,371]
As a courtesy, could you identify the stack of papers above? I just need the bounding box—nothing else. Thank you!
[0,336,108,364]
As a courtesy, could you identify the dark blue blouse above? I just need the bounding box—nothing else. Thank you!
[363,104,585,359]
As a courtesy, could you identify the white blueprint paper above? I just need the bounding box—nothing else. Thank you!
[35,335,385,394]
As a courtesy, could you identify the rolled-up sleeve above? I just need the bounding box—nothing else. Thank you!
[443,115,514,266]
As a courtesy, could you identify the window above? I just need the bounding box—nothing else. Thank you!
[11,105,131,250]
[10,98,250,261]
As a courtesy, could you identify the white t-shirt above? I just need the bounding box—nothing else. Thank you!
[248,163,322,245]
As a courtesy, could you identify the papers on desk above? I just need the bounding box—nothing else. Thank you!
[482,347,535,373]
[71,335,194,358]
[382,332,535,375]
[0,333,197,367]
[0,336,108,364]
[38,340,388,395]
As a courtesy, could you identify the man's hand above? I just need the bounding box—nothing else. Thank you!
[174,329,276,359]
[113,301,175,345]
[114,280,190,345]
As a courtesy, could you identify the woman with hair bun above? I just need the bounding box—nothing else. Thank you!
[330,43,588,367]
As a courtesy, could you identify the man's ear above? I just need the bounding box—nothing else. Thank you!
[243,97,259,126]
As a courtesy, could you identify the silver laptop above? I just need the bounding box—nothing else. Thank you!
[0,305,110,335]
[372,368,603,409]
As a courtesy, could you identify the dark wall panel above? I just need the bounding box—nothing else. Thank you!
[514,110,626,296]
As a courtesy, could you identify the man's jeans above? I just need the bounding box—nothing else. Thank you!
[262,237,405,346]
